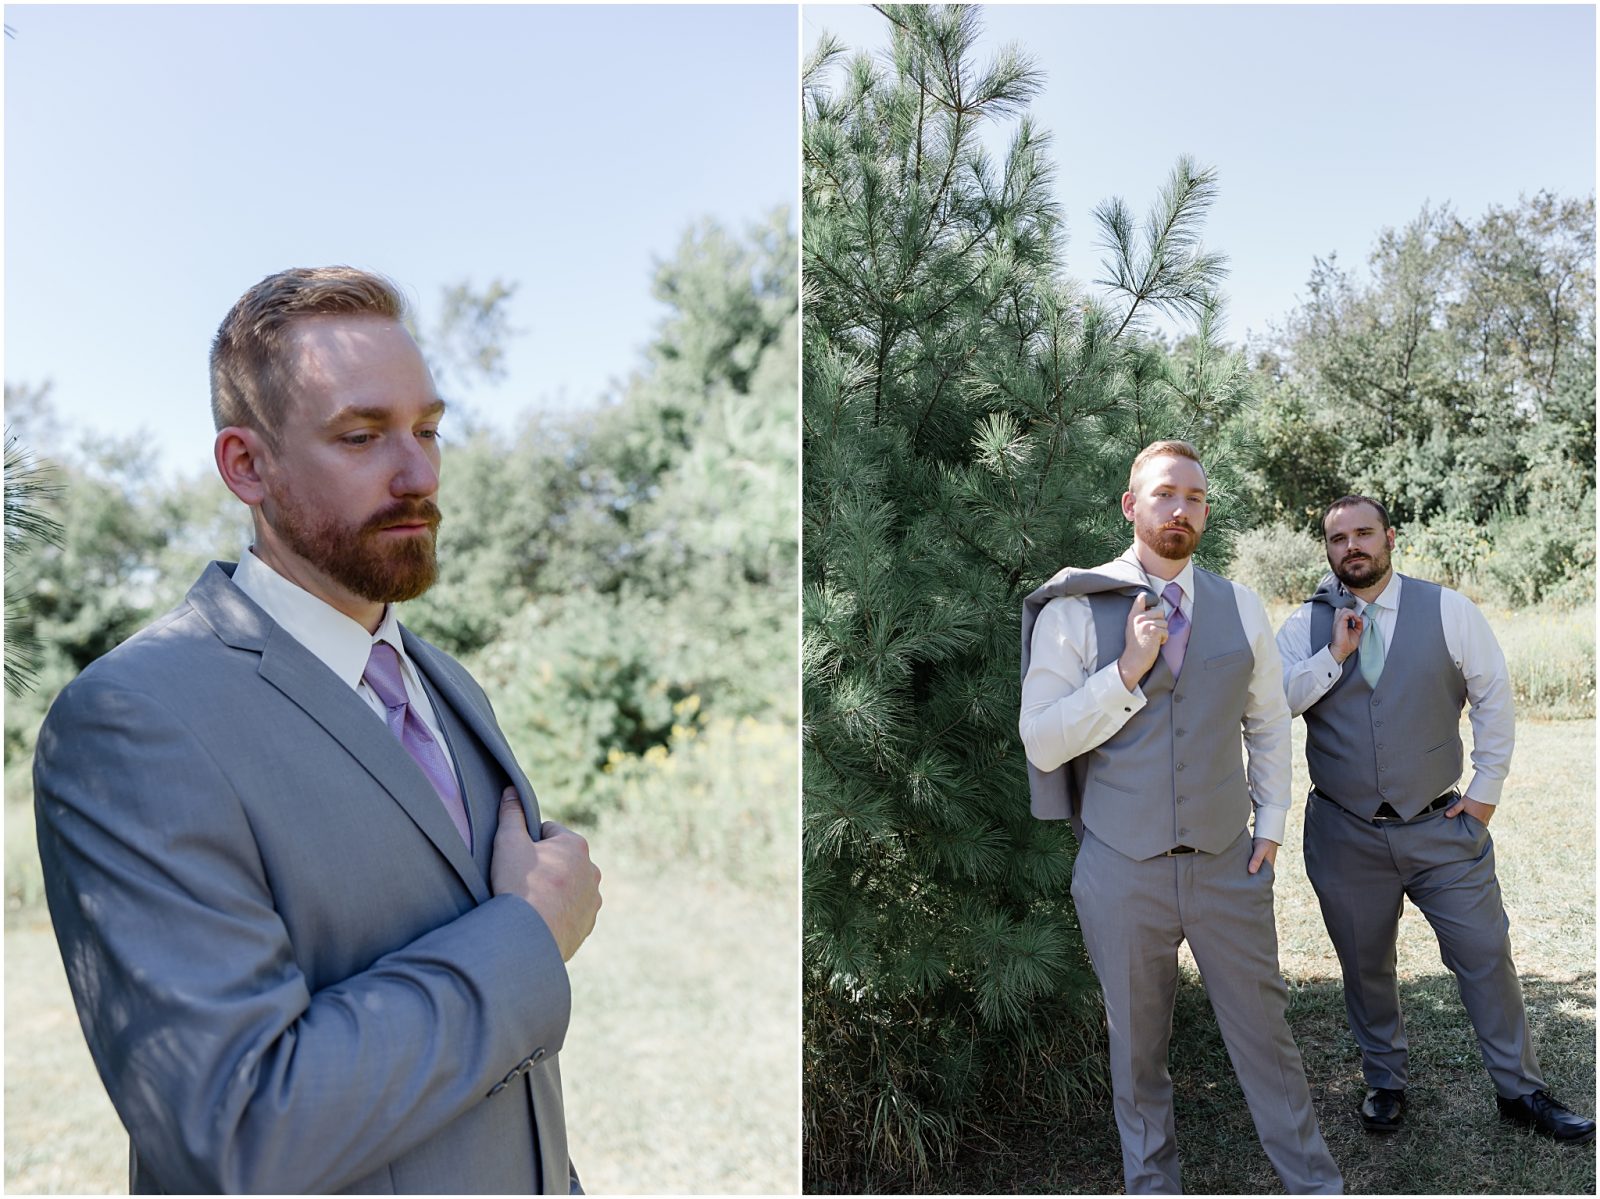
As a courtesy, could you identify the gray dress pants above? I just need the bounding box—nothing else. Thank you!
[1072,827,1342,1195]
[1302,791,1544,1098]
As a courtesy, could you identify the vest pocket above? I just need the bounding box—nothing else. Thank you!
[1088,773,1139,796]
[1204,648,1250,671]
[1204,765,1245,797]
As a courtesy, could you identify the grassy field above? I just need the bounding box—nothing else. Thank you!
[937,714,1596,1194]
[4,719,799,1195]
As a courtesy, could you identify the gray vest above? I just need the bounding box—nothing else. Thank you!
[1067,568,1255,860]
[1304,575,1466,820]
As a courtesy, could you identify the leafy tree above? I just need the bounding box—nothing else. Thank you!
[1238,192,1595,577]
[1,392,195,774]
[414,279,522,437]
[403,211,799,807]
[802,6,1244,1186]
[7,220,797,828]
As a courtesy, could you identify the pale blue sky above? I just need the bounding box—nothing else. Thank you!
[6,4,798,479]
[804,3,1595,347]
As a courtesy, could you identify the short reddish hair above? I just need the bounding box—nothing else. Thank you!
[210,266,408,442]
[1127,439,1205,492]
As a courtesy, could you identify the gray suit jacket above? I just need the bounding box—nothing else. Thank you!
[1020,558,1156,822]
[34,562,578,1194]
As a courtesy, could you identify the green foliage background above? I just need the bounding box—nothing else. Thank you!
[803,7,1262,1189]
[4,207,798,898]
[1229,194,1595,607]
[801,4,1593,1192]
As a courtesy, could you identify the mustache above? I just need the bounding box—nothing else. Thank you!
[1160,522,1195,533]
[362,500,443,534]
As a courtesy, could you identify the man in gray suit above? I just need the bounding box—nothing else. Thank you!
[1020,440,1341,1194]
[1277,493,1593,1144]
[34,266,604,1193]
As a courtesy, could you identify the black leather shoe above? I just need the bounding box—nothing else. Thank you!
[1497,1090,1597,1144]
[1359,1086,1405,1133]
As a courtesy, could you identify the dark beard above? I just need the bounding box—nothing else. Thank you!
[1333,550,1389,590]
[272,497,442,604]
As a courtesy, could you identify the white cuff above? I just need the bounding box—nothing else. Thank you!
[1091,659,1145,716]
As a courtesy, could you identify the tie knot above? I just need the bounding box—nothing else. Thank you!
[363,641,409,709]
[1162,582,1183,610]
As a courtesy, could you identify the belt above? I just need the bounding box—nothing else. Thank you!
[1161,845,1199,856]
[1315,789,1456,826]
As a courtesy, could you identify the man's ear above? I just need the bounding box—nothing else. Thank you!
[215,426,270,507]
[1120,491,1136,522]
[1386,527,1397,552]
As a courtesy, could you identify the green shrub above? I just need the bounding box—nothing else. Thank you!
[1228,524,1328,603]
[1472,506,1595,610]
[594,715,796,891]
[5,758,44,912]
[1393,513,1492,592]
[468,593,707,824]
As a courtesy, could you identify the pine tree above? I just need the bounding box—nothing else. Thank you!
[802,6,1248,1186]
[3,428,64,696]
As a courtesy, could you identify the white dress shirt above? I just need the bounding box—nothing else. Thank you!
[232,547,455,766]
[1275,572,1513,806]
[1018,546,1294,844]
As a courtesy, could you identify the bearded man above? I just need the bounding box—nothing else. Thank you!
[1276,494,1594,1144]
[34,267,602,1193]
[1019,440,1341,1194]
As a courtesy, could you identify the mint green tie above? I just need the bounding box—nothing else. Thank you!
[1359,601,1385,688]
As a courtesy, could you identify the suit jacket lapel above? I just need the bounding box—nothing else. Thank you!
[410,667,501,878]
[189,562,487,900]
[401,630,543,844]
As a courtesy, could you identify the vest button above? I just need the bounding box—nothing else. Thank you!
[1174,694,1184,703]
[1175,728,1187,737]
[1375,719,1384,727]
[1176,762,1186,772]
[1177,796,1187,804]
[1179,827,1190,836]
[1373,697,1383,706]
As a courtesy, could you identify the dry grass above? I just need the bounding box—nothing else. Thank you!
[4,907,124,1194]
[4,720,799,1195]
[933,716,1595,1194]
[560,840,799,1194]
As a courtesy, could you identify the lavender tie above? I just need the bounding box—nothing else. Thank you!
[363,642,472,848]
[1162,581,1190,678]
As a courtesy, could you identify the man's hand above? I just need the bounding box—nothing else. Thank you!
[491,787,603,962]
[1118,593,1168,692]
[1329,610,1363,664]
[1445,795,1495,825]
[1248,837,1278,874]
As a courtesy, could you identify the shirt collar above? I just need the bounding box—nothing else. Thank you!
[1119,545,1195,609]
[232,546,396,691]
[1358,572,1403,613]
